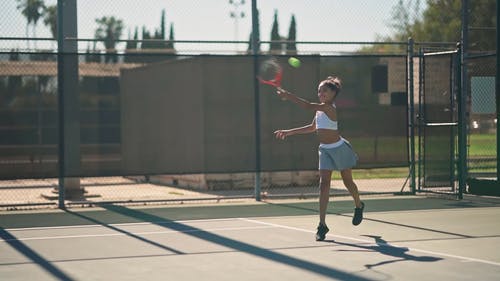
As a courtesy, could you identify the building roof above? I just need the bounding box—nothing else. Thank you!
[0,61,143,77]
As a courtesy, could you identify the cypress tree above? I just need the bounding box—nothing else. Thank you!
[270,10,281,54]
[141,26,151,49]
[125,29,136,50]
[160,9,166,40]
[124,27,139,63]
[287,15,297,54]
[167,24,175,50]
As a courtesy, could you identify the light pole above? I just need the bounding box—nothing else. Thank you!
[229,0,245,51]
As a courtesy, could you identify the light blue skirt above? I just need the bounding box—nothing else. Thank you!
[318,138,358,171]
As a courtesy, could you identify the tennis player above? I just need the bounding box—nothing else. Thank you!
[274,76,364,241]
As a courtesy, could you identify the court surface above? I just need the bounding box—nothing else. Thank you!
[1,196,500,281]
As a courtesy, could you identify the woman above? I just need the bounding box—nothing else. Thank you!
[274,76,365,241]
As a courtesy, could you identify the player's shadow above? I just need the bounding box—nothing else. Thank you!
[325,235,442,269]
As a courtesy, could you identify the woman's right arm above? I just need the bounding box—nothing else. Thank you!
[276,88,324,111]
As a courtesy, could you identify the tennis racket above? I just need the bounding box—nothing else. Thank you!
[257,58,283,89]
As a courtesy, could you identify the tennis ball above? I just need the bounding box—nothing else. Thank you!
[288,57,301,68]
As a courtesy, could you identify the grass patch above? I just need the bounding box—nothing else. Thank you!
[469,133,496,156]
[350,167,409,179]
[334,134,496,179]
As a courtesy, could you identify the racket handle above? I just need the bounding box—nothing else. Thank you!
[275,87,288,101]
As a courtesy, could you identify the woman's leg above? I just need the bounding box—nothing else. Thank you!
[340,169,362,208]
[341,168,365,225]
[319,169,333,225]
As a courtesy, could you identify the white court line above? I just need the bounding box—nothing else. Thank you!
[0,225,274,243]
[5,218,242,232]
[239,217,500,267]
[5,215,500,267]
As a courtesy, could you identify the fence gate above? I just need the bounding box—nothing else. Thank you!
[418,50,459,194]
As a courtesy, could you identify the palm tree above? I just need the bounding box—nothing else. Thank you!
[95,16,124,63]
[16,0,46,49]
[43,5,56,50]
[43,5,57,39]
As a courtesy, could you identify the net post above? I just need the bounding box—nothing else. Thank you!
[407,37,416,195]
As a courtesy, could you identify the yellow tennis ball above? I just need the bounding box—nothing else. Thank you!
[288,57,301,68]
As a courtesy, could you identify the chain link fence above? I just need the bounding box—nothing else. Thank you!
[467,54,496,177]
[0,0,496,209]
[1,0,426,53]
[465,0,497,179]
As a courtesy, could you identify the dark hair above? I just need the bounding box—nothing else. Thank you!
[321,76,342,95]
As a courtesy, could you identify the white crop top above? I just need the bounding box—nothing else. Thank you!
[315,107,338,130]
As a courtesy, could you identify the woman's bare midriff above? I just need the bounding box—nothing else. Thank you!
[316,129,341,144]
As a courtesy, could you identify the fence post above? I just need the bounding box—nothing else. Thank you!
[251,0,261,201]
[496,0,500,181]
[417,47,424,192]
[407,37,416,194]
[57,0,81,208]
[458,0,470,199]
[57,0,65,209]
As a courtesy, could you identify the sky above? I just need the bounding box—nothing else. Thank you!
[0,0,425,53]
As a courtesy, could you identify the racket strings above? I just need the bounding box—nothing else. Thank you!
[259,60,281,81]
[258,59,283,88]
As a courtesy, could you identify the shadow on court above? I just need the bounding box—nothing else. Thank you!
[1,197,499,281]
[65,210,185,255]
[324,235,442,269]
[0,228,75,281]
[90,204,372,281]
[263,199,493,240]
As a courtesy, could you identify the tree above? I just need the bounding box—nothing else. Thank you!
[286,15,297,55]
[43,4,57,39]
[411,0,461,43]
[160,9,166,40]
[364,0,495,54]
[141,9,173,50]
[414,0,495,51]
[166,24,175,50]
[124,27,139,63]
[360,0,456,53]
[467,0,496,51]
[16,0,46,49]
[125,27,138,51]
[141,27,153,49]
[94,16,124,63]
[269,10,281,53]
[388,0,422,42]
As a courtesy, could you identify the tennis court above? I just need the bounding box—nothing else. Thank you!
[2,196,499,281]
[0,2,498,280]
